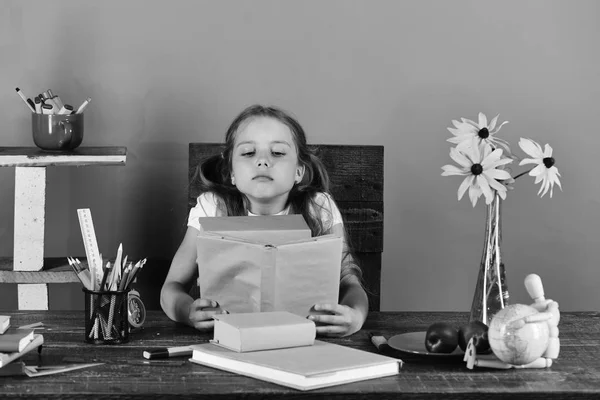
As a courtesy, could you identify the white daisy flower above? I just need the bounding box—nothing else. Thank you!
[518,138,562,197]
[447,112,512,156]
[442,140,513,207]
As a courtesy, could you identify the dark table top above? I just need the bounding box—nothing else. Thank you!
[1,310,599,399]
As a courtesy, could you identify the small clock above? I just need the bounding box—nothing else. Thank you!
[128,289,146,329]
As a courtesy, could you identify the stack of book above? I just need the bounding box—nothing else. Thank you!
[189,311,401,391]
[0,315,44,374]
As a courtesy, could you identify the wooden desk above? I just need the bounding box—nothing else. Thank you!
[1,311,599,399]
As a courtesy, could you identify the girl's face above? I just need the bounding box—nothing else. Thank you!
[231,117,304,213]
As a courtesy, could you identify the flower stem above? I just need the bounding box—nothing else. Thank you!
[513,168,534,181]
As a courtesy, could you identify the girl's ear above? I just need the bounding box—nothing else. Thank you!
[295,165,305,183]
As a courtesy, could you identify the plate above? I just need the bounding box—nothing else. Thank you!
[388,331,464,358]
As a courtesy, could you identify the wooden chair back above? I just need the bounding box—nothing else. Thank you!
[189,143,383,311]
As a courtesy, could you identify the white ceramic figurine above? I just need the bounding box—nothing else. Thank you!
[464,273,560,369]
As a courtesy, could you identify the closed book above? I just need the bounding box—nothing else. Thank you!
[0,315,9,334]
[0,361,25,376]
[0,329,34,353]
[0,334,44,368]
[189,340,400,391]
[212,311,315,352]
[198,215,311,245]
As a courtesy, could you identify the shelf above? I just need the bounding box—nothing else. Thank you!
[0,146,127,167]
[0,257,82,284]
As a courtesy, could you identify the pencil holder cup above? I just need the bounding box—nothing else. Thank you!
[32,113,84,151]
[83,288,130,344]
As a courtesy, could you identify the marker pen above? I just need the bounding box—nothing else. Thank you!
[53,96,65,109]
[42,90,51,100]
[34,97,42,114]
[41,104,54,115]
[47,89,65,109]
[43,96,59,109]
[57,104,74,115]
[75,97,91,114]
[15,87,36,113]
[143,346,194,360]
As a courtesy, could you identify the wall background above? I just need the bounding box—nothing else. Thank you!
[1,0,598,311]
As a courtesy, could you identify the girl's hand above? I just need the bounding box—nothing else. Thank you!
[188,298,227,331]
[308,303,362,337]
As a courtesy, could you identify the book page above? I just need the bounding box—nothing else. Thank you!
[273,236,342,316]
[197,234,271,313]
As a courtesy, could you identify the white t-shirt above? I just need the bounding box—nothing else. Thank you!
[187,191,343,232]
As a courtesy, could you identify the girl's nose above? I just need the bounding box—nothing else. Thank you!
[256,152,270,168]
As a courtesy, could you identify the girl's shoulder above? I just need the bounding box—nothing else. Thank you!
[188,192,226,230]
[196,192,227,216]
[312,191,337,209]
[309,191,343,227]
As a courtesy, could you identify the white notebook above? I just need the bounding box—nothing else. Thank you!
[189,340,400,391]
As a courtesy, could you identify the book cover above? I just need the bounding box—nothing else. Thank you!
[212,311,316,352]
[0,315,9,334]
[0,334,44,368]
[198,215,311,245]
[0,361,26,376]
[197,233,342,316]
[0,329,34,353]
[189,340,400,391]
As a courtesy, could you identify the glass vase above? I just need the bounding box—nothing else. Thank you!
[469,191,509,325]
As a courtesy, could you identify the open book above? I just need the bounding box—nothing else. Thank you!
[189,340,400,391]
[197,232,342,316]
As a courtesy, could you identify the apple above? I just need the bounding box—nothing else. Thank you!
[458,320,491,353]
[425,322,459,353]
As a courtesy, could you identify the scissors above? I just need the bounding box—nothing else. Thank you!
[23,363,104,377]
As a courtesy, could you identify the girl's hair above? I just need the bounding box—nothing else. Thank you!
[193,104,362,283]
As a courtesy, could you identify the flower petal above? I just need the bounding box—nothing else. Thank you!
[477,175,494,204]
[549,167,563,190]
[497,187,507,200]
[484,169,512,181]
[481,148,504,166]
[468,183,482,207]
[529,164,546,177]
[478,112,488,129]
[470,138,481,163]
[519,157,541,166]
[457,175,474,201]
[488,115,499,131]
[485,157,513,170]
[539,177,551,197]
[544,143,553,158]
[534,173,545,184]
[442,164,468,176]
[492,139,513,157]
[519,138,543,158]
[449,147,472,168]
[461,117,479,129]
[491,120,509,134]
[486,176,509,193]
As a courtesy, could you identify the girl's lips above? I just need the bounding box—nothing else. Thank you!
[253,175,273,181]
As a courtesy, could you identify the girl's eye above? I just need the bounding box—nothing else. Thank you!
[241,151,255,157]
[272,151,286,157]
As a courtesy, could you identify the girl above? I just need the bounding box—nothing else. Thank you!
[160,105,368,337]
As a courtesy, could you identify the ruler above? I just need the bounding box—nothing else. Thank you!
[77,208,102,290]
